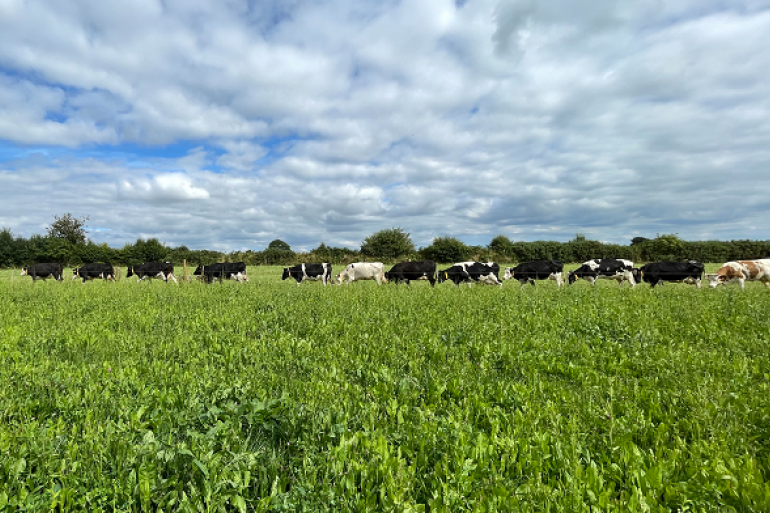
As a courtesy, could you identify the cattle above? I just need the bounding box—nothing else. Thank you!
[72,263,116,282]
[336,262,387,285]
[437,262,502,288]
[385,261,437,286]
[707,260,770,290]
[282,263,333,286]
[20,263,64,282]
[639,261,705,288]
[193,262,248,284]
[503,260,564,287]
[567,259,640,287]
[127,262,178,284]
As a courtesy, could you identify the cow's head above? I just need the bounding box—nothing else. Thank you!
[384,271,393,282]
[281,268,290,280]
[437,269,451,284]
[706,273,723,288]
[20,267,28,276]
[631,268,642,284]
[503,268,513,280]
[567,271,578,285]
[72,268,80,279]
[193,265,204,276]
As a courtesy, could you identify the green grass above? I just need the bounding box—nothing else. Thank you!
[1,265,769,511]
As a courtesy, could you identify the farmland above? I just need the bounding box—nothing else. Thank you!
[1,265,769,511]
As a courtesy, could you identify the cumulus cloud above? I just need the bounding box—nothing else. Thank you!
[1,0,769,250]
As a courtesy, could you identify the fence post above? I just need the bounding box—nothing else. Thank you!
[183,259,188,283]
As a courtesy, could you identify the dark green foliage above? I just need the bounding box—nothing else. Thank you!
[46,213,89,245]
[420,236,473,263]
[268,239,292,251]
[360,228,415,261]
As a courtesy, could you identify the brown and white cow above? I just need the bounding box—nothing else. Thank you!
[707,260,770,290]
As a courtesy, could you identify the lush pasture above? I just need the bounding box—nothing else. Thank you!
[1,266,769,511]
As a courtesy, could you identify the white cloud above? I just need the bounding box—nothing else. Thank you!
[0,0,769,250]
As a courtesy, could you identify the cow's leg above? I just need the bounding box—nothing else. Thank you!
[737,277,745,290]
[168,273,178,284]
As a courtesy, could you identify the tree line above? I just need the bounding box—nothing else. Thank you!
[1,217,769,268]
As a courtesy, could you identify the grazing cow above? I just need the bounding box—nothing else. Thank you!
[567,259,640,287]
[20,263,64,281]
[72,263,116,282]
[336,262,386,285]
[503,260,564,287]
[385,261,437,286]
[707,260,770,290]
[193,262,248,284]
[282,263,333,286]
[127,262,178,283]
[438,262,502,288]
[639,261,705,288]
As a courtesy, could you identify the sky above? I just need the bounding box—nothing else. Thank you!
[1,0,769,252]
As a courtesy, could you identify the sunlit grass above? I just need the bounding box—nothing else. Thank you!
[1,265,769,511]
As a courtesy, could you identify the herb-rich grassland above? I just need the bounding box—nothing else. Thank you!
[1,266,769,511]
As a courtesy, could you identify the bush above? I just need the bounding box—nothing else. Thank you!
[360,228,415,261]
[420,237,473,263]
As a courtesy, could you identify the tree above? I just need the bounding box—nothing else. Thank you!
[46,213,89,245]
[489,235,514,257]
[419,236,472,263]
[360,228,415,260]
[268,239,291,251]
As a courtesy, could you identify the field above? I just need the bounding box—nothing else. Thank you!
[1,265,769,511]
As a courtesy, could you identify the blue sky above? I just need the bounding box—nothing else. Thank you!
[1,0,769,251]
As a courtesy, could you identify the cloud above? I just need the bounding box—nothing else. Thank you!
[118,173,210,203]
[0,0,769,251]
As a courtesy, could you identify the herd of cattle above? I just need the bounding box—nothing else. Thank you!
[19,257,767,289]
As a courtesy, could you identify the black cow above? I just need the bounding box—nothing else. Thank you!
[126,262,178,283]
[438,262,502,288]
[568,259,640,287]
[282,263,333,286]
[20,263,64,281]
[503,260,564,287]
[385,261,437,286]
[639,261,705,288]
[72,263,116,282]
[194,262,248,284]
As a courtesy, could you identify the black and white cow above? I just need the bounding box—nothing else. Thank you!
[282,263,333,286]
[72,263,116,282]
[503,260,564,287]
[438,262,502,288]
[639,261,705,288]
[127,262,178,283]
[385,261,437,286]
[567,259,640,287]
[20,263,64,281]
[193,262,248,284]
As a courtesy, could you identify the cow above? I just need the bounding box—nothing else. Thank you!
[567,259,640,287]
[72,263,116,282]
[639,261,705,288]
[282,263,333,286]
[385,261,437,286]
[503,260,564,287]
[20,263,64,282]
[127,262,179,284]
[193,262,248,284]
[437,262,502,288]
[336,262,387,285]
[706,260,770,290]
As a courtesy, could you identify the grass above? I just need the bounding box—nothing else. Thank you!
[1,265,769,511]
